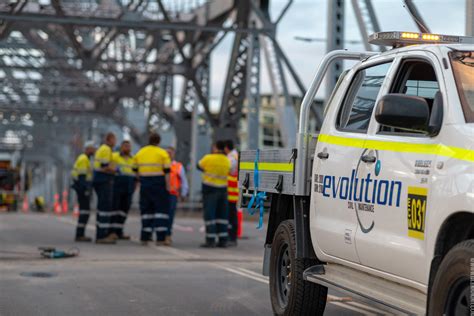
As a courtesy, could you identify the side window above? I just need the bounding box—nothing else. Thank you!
[380,60,440,134]
[337,62,392,132]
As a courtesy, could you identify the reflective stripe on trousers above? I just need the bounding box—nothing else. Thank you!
[139,176,170,242]
[202,184,228,244]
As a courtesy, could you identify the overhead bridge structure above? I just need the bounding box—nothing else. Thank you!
[0,0,311,204]
[0,0,443,205]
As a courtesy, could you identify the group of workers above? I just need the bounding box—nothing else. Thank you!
[71,131,239,248]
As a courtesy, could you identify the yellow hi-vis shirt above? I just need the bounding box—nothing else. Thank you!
[71,153,92,181]
[199,153,231,188]
[134,145,171,176]
[112,152,136,177]
[93,144,113,171]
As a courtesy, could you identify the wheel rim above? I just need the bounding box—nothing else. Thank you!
[444,277,470,316]
[276,242,291,308]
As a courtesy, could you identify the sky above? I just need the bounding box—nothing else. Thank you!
[206,0,468,110]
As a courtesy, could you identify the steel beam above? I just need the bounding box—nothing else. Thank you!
[0,13,271,34]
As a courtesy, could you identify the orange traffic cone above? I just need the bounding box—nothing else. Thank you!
[72,203,79,218]
[237,208,243,239]
[53,193,62,215]
[22,194,29,212]
[62,190,69,214]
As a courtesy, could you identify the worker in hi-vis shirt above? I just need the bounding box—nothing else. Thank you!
[72,141,96,242]
[110,140,136,240]
[93,132,117,244]
[134,133,171,245]
[198,141,231,248]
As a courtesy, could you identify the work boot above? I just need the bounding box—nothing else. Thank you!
[118,234,131,240]
[216,241,228,248]
[96,235,116,244]
[108,233,119,240]
[155,240,166,246]
[200,242,216,248]
[75,236,92,242]
[163,236,172,246]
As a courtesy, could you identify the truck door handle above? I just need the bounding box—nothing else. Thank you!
[317,152,329,160]
[361,155,376,163]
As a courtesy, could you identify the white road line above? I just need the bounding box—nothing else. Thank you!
[173,224,194,232]
[217,264,385,315]
[331,301,377,315]
[347,301,392,315]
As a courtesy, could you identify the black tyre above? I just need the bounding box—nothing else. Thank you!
[428,240,474,316]
[269,220,327,316]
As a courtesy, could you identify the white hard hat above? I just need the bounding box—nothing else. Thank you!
[84,140,96,149]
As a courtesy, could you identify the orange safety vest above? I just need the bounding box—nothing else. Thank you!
[227,151,239,203]
[169,161,183,196]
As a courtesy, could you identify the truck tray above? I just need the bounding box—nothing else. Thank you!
[239,148,296,197]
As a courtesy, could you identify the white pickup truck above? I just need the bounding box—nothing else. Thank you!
[238,31,474,315]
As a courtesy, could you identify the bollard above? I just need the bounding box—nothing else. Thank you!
[53,193,62,214]
[22,194,29,212]
[61,191,68,214]
[72,203,79,218]
[237,208,243,239]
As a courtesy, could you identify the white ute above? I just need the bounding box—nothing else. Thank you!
[238,31,474,315]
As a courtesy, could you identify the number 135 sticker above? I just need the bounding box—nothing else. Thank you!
[407,187,428,240]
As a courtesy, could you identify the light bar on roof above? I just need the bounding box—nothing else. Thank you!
[369,31,474,47]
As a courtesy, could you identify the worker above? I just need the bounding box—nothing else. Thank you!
[110,140,136,240]
[198,141,231,248]
[93,132,117,244]
[72,141,96,242]
[166,146,189,246]
[134,133,171,246]
[224,140,239,247]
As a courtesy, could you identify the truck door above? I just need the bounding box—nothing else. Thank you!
[355,53,443,284]
[311,61,394,263]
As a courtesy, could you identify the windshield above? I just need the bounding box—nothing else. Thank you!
[450,51,474,123]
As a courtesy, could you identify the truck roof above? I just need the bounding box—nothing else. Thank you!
[367,43,474,60]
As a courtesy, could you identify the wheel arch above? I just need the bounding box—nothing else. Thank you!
[263,193,316,276]
[428,211,474,292]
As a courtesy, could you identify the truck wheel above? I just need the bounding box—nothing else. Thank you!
[269,220,327,316]
[428,240,474,316]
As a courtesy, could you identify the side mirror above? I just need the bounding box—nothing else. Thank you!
[375,94,430,134]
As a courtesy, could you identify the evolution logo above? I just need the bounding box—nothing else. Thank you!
[314,149,403,233]
[320,170,402,207]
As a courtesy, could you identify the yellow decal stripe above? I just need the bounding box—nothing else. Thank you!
[318,134,474,163]
[239,162,294,172]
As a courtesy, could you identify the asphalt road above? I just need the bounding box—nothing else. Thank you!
[0,212,391,316]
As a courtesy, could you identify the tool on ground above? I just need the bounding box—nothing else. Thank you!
[39,247,79,259]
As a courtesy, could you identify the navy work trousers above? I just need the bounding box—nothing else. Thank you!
[93,172,114,239]
[111,176,135,237]
[202,184,228,244]
[139,176,169,242]
[74,178,92,238]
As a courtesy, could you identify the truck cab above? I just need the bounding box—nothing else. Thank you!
[239,32,474,315]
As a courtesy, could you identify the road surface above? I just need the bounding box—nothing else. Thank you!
[0,212,391,315]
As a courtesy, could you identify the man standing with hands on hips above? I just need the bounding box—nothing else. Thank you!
[93,132,117,244]
[134,133,171,246]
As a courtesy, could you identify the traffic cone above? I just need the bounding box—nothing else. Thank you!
[53,193,62,215]
[237,208,243,239]
[22,194,29,212]
[72,203,79,218]
[61,190,69,214]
